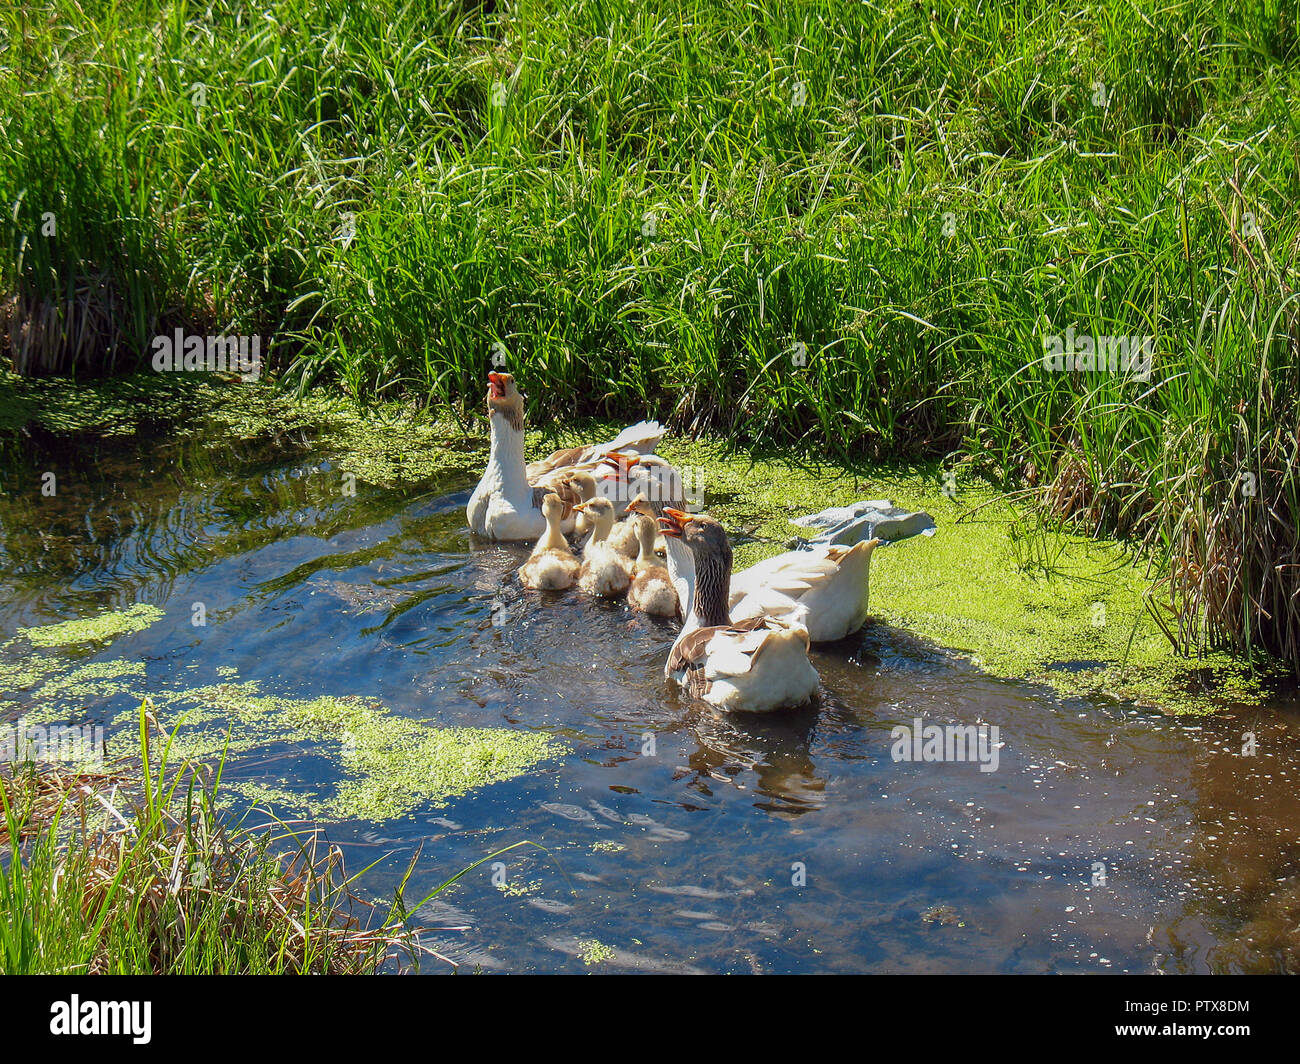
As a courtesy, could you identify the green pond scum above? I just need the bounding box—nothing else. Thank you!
[655,436,1281,714]
[577,939,617,966]
[106,683,564,823]
[17,603,164,648]
[0,370,477,489]
[1,602,562,822]
[4,665,564,823]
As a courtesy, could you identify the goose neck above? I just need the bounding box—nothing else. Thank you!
[691,549,732,628]
[488,410,529,495]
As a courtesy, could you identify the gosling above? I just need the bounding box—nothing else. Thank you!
[519,493,581,590]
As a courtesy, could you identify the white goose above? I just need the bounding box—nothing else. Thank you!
[595,453,686,517]
[658,508,819,714]
[467,372,664,541]
[727,537,880,643]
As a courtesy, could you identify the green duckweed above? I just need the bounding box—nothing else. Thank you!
[18,603,164,648]
[577,939,616,966]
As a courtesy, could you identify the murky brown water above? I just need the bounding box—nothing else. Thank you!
[2,421,1299,972]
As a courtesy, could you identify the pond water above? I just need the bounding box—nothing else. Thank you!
[3,417,1299,973]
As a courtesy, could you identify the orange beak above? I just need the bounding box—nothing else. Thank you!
[600,452,640,476]
[658,507,692,539]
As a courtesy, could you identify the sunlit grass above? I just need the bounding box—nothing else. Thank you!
[0,702,533,973]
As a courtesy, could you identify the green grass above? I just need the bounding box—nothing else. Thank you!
[2,0,1298,669]
[0,702,532,973]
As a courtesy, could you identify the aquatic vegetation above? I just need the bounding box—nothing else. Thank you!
[0,651,64,694]
[329,722,565,822]
[496,878,539,898]
[95,682,567,823]
[0,712,443,974]
[201,384,480,489]
[17,604,164,649]
[577,939,616,966]
[25,659,146,710]
[0,577,564,822]
[0,371,227,439]
[4,642,563,822]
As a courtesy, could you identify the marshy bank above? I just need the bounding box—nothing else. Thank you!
[0,711,452,975]
[3,373,1300,972]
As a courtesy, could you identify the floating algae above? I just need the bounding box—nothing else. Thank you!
[0,370,224,439]
[577,939,616,966]
[0,651,65,694]
[105,680,565,823]
[32,659,147,703]
[4,628,562,821]
[18,604,164,648]
[202,382,479,489]
[3,605,159,706]
[13,659,148,725]
[220,779,324,816]
[329,718,565,822]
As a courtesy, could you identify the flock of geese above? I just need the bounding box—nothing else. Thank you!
[468,372,879,714]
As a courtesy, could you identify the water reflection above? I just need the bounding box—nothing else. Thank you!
[682,705,825,818]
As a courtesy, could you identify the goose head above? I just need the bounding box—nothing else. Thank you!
[658,508,731,627]
[573,496,617,541]
[623,494,657,560]
[562,470,598,503]
[486,371,525,431]
[625,493,655,520]
[597,452,640,504]
[540,491,566,523]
